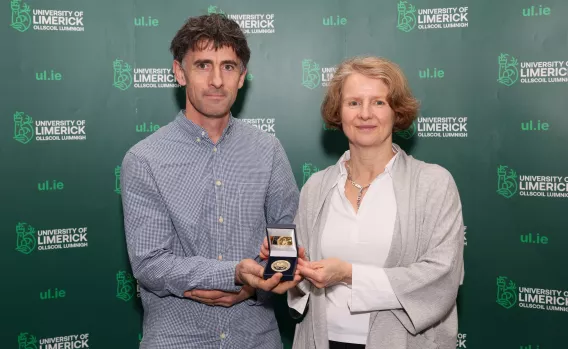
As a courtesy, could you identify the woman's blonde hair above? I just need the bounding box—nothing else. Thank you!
[321,56,419,131]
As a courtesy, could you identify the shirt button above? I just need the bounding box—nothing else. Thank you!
[215,180,222,186]
[220,333,226,339]
[201,131,205,136]
[218,216,224,223]
[196,137,200,142]
[213,147,217,152]
[218,255,223,261]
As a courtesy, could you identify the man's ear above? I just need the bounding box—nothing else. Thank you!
[238,68,247,89]
[173,60,187,86]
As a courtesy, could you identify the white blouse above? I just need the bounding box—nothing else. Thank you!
[321,149,402,344]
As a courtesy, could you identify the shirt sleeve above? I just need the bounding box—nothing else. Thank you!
[348,264,402,312]
[264,137,300,225]
[121,152,242,298]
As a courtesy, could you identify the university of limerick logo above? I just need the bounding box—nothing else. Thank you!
[116,271,136,301]
[302,163,320,186]
[10,0,32,33]
[14,111,34,144]
[395,121,417,139]
[496,276,517,309]
[397,0,417,33]
[18,332,38,349]
[16,222,36,255]
[113,59,133,91]
[301,59,321,89]
[497,53,519,86]
[115,166,121,194]
[497,165,518,198]
[207,5,225,15]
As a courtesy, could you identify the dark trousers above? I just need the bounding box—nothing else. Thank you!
[329,340,365,349]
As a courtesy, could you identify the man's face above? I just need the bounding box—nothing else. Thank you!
[174,42,246,119]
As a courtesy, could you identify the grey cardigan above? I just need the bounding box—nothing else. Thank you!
[288,145,464,349]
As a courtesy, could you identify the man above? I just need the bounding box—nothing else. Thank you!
[121,14,301,349]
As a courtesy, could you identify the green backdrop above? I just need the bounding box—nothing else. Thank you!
[2,0,568,348]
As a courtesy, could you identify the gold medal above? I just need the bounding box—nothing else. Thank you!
[271,260,291,272]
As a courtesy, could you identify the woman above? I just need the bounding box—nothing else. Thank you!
[263,56,464,349]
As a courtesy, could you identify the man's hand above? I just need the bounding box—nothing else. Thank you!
[235,258,303,294]
[184,285,255,307]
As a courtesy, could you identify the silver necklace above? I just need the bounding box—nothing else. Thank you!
[345,162,371,209]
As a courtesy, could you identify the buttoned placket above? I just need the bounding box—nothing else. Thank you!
[206,133,224,264]
[209,131,231,348]
[193,121,235,343]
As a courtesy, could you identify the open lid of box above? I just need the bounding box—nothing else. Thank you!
[266,224,297,258]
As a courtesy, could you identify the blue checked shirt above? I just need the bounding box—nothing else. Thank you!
[121,111,299,349]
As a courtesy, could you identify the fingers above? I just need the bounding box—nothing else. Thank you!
[304,260,323,269]
[272,274,305,294]
[236,259,264,286]
[298,264,318,280]
[191,289,231,300]
[190,295,235,307]
[272,282,296,294]
[260,238,270,260]
[298,265,327,288]
[245,259,265,278]
[215,295,238,307]
[303,275,325,289]
[186,287,253,307]
[187,294,217,305]
[255,273,282,291]
[298,247,307,260]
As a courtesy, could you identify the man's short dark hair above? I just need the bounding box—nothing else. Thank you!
[170,13,251,71]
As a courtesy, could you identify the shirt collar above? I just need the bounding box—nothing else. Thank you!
[337,145,399,178]
[176,110,235,142]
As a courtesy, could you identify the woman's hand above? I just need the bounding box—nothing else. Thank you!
[298,258,352,289]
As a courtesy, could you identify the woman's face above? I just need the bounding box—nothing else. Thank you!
[340,73,395,149]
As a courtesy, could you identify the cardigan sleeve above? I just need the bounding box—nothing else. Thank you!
[287,175,315,317]
[383,168,464,334]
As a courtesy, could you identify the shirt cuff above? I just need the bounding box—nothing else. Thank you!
[348,264,402,312]
[288,280,310,314]
[214,260,242,293]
